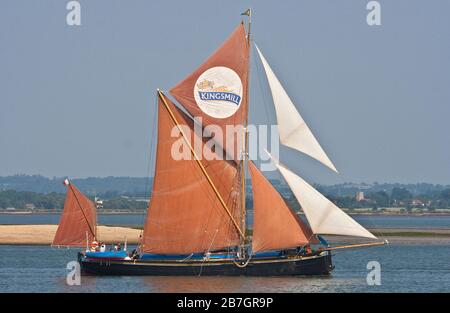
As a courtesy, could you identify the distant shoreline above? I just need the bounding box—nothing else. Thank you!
[0,211,146,215]
[1,211,449,216]
[0,225,449,246]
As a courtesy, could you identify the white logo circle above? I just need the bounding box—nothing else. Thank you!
[194,66,243,119]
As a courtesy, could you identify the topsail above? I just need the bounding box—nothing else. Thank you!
[255,45,338,173]
[170,23,250,161]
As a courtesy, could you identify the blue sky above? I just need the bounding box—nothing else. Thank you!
[1,0,449,184]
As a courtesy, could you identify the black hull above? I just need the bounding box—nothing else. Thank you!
[78,252,334,276]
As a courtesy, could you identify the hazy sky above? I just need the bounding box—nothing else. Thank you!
[1,0,449,184]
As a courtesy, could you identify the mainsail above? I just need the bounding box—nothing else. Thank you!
[249,161,315,252]
[143,22,251,254]
[255,45,338,173]
[141,96,242,254]
[170,23,249,161]
[267,154,376,239]
[52,181,97,247]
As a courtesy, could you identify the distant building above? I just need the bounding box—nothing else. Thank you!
[355,191,365,202]
[25,203,35,210]
[411,199,424,207]
[94,197,104,209]
[119,196,150,203]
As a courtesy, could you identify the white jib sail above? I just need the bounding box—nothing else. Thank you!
[255,44,338,173]
[266,151,376,239]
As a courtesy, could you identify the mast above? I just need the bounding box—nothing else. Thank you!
[240,8,252,251]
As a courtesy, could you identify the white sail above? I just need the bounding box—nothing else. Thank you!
[255,44,338,173]
[266,151,376,239]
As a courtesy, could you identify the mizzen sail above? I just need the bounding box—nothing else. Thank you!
[255,45,338,173]
[52,181,97,247]
[249,162,314,252]
[267,155,376,239]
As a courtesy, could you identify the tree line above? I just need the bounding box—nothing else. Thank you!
[0,190,148,211]
[1,186,449,212]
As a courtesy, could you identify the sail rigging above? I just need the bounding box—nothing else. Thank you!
[255,45,338,173]
[52,182,97,247]
[141,96,242,254]
[249,161,315,252]
[266,152,376,239]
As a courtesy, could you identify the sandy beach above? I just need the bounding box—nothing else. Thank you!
[0,225,449,245]
[0,225,142,245]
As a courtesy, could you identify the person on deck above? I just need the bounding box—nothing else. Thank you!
[305,245,312,254]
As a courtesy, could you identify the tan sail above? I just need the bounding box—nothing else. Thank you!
[170,23,249,161]
[141,97,242,254]
[52,182,97,247]
[249,162,315,252]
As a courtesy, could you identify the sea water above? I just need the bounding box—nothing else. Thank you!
[1,214,449,292]
[0,242,449,292]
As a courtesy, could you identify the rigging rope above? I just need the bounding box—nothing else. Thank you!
[252,39,273,129]
[139,95,159,245]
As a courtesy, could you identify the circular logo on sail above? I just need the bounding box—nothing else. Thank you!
[194,66,243,119]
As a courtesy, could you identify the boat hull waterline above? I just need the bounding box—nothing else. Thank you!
[78,252,334,276]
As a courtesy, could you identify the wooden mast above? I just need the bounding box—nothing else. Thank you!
[157,89,246,240]
[240,8,252,252]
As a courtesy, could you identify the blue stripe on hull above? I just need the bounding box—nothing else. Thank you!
[85,251,127,259]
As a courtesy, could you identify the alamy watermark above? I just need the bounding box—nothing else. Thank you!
[366,260,381,285]
[66,1,81,26]
[66,261,81,286]
[169,119,279,172]
[367,1,381,26]
[65,2,382,27]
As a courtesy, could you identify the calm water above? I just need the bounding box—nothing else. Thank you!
[0,242,449,292]
[0,213,147,228]
[1,213,450,229]
[1,214,449,292]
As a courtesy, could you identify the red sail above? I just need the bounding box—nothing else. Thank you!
[52,184,97,247]
[141,97,241,254]
[170,23,249,161]
[249,162,314,252]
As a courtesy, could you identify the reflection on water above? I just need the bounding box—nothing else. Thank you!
[142,276,246,293]
[0,243,449,292]
[142,276,338,293]
[78,275,356,293]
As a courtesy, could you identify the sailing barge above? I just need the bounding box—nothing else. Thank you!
[53,10,386,276]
